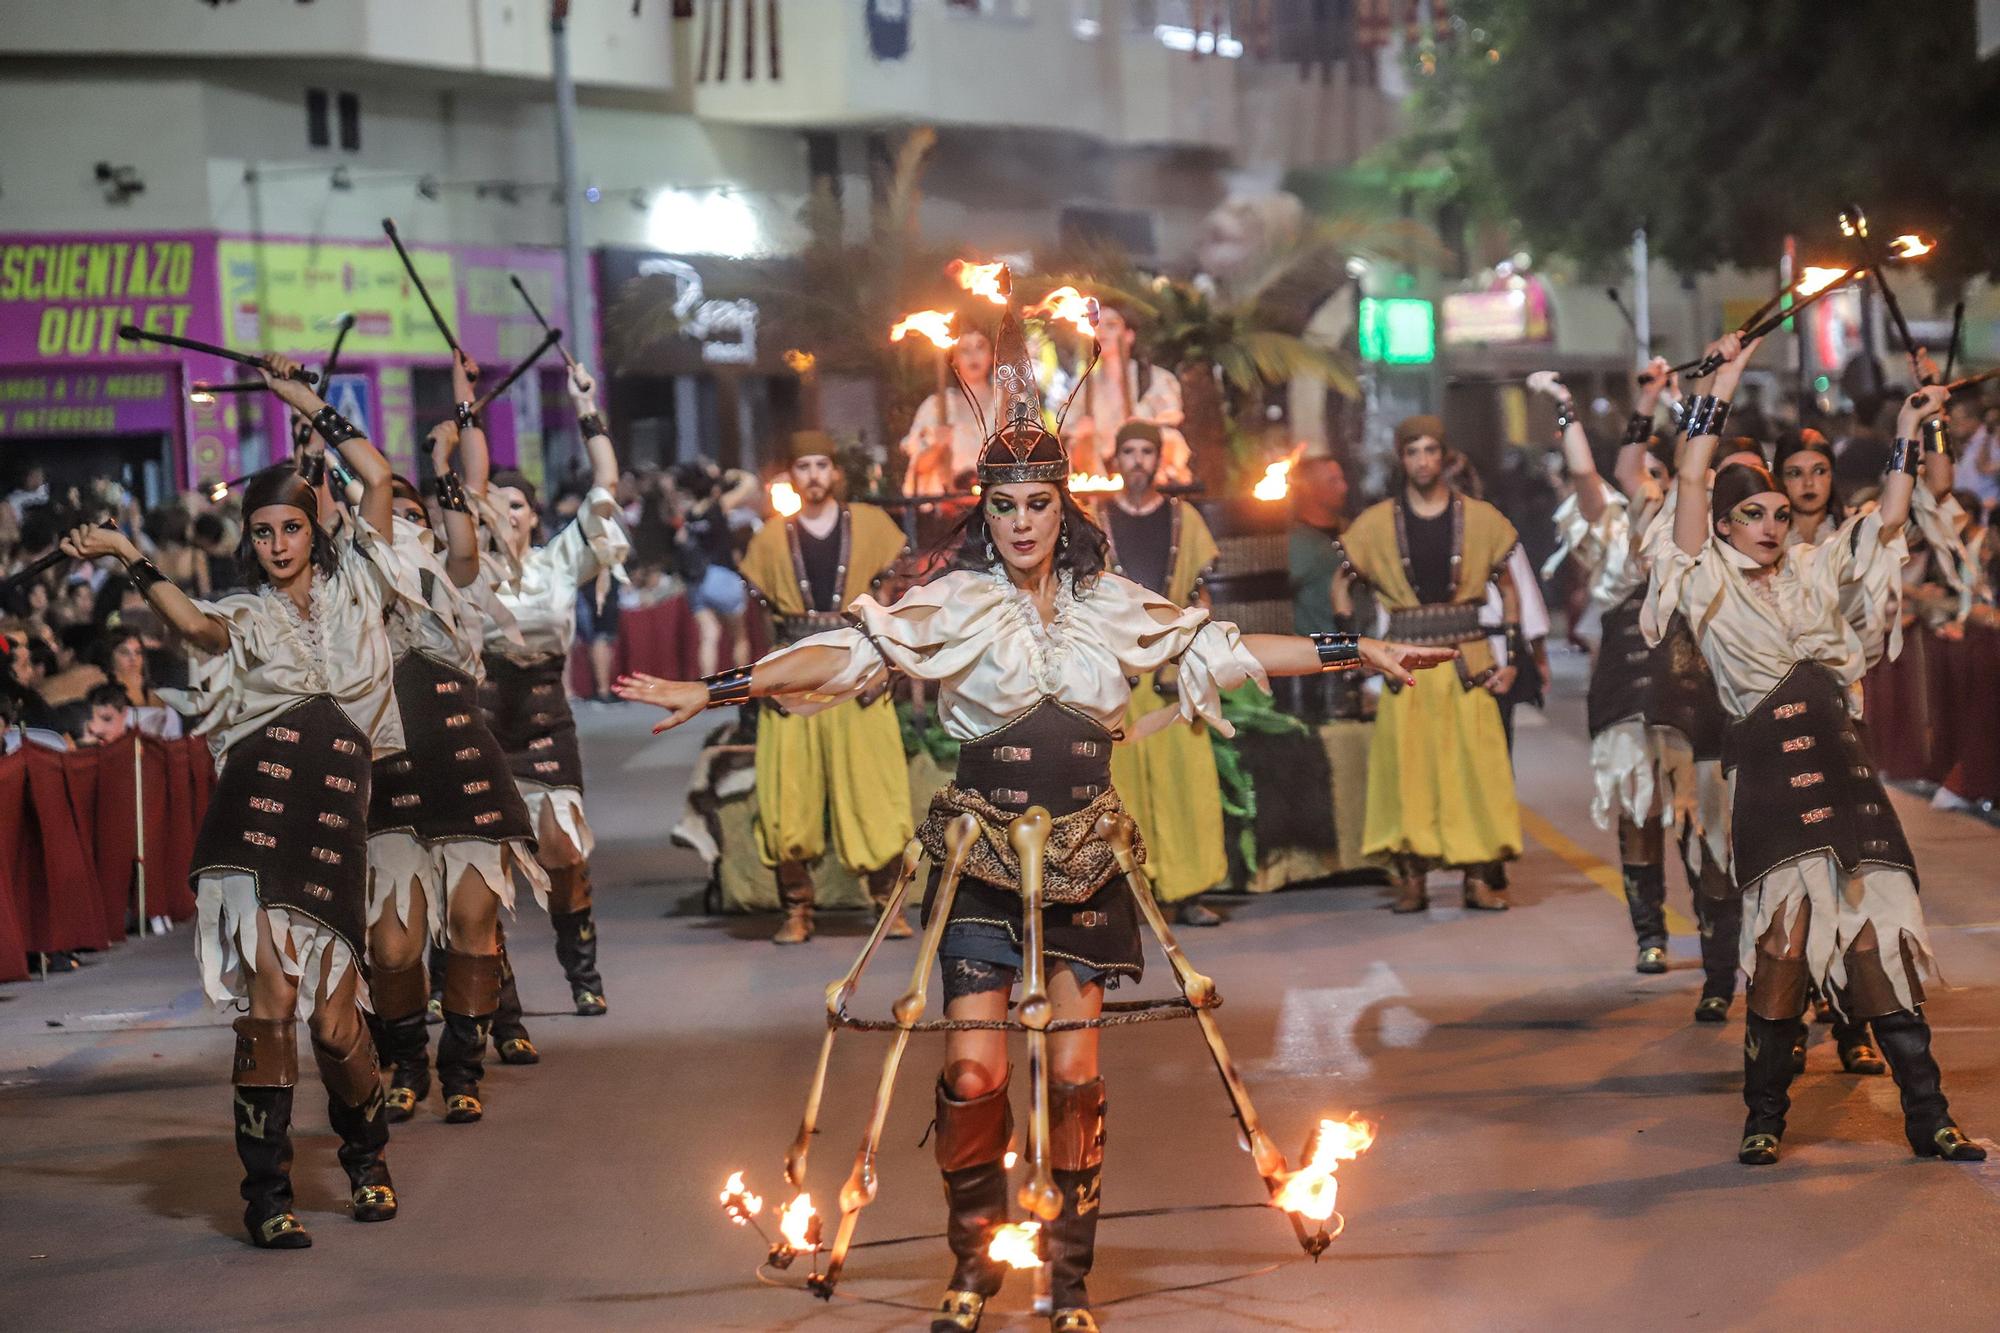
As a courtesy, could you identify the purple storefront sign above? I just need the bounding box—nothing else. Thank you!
[0,365,184,437]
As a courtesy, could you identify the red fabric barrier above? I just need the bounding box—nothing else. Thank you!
[1864,620,2000,804]
[568,594,770,696]
[0,734,211,980]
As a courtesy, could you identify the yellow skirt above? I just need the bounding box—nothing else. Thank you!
[753,695,914,872]
[1109,672,1228,903]
[1361,668,1521,866]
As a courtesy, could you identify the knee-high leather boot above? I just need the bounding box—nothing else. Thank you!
[490,931,538,1064]
[1739,1012,1804,1165]
[1871,1009,1987,1160]
[773,860,815,945]
[232,1016,309,1249]
[371,959,431,1123]
[1691,858,1742,1014]
[1622,862,1668,971]
[930,1074,1013,1333]
[549,864,607,1015]
[311,1025,397,1222]
[434,949,504,1124]
[1048,1078,1106,1332]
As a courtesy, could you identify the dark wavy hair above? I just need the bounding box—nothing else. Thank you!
[1773,429,1845,526]
[937,486,1111,584]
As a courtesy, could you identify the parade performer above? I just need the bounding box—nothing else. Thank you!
[619,282,1453,1332]
[1648,333,1984,1166]
[365,369,546,1126]
[1098,420,1230,927]
[1535,367,1741,1016]
[475,363,629,1016]
[1059,302,1187,483]
[59,355,405,1248]
[737,431,913,944]
[1342,416,1523,913]
[900,326,998,494]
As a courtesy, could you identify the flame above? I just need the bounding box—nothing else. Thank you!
[1067,472,1123,494]
[1027,286,1100,338]
[1795,266,1850,299]
[1004,1150,1019,1169]
[189,386,216,405]
[1887,234,1934,260]
[777,1193,818,1250]
[949,259,1009,306]
[1253,457,1295,502]
[987,1221,1045,1269]
[769,480,802,516]
[783,348,817,375]
[719,1171,763,1223]
[1271,1115,1377,1223]
[891,309,959,351]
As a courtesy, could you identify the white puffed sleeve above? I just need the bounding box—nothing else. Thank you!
[1799,510,1908,665]
[759,571,1010,715]
[1641,537,1725,647]
[531,486,632,591]
[1085,574,1268,735]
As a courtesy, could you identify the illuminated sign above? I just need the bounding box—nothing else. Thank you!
[1359,298,1436,365]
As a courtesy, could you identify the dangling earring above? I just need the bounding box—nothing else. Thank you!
[984,530,996,564]
[1058,523,1070,554]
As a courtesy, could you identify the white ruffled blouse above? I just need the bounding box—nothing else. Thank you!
[482,486,632,662]
[1546,479,1656,613]
[767,568,1268,741]
[169,525,405,760]
[385,516,487,677]
[1643,514,1906,719]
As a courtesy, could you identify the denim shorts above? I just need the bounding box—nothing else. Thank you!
[688,565,748,617]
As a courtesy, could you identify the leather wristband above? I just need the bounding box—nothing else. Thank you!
[1889,437,1922,476]
[296,451,327,486]
[309,404,363,447]
[455,401,478,429]
[1621,412,1652,446]
[702,665,754,709]
[1684,394,1730,439]
[127,557,169,595]
[577,412,609,440]
[1921,416,1952,457]
[1554,400,1581,432]
[434,469,470,513]
[1310,632,1363,673]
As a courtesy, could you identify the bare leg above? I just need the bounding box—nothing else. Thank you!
[693,608,721,679]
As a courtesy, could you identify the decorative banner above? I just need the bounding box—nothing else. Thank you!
[0,365,182,437]
[218,238,457,357]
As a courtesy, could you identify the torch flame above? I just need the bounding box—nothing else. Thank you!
[770,480,802,516]
[1253,457,1295,502]
[1271,1115,1377,1223]
[1067,472,1124,494]
[949,259,1009,306]
[1795,266,1850,299]
[987,1221,1045,1269]
[1887,234,1934,260]
[1027,286,1100,338]
[778,1192,818,1250]
[1004,1150,1019,1169]
[891,309,959,351]
[719,1171,763,1223]
[783,348,817,375]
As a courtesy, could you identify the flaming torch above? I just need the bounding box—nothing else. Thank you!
[1270,1115,1377,1242]
[765,1191,823,1273]
[1665,264,1862,381]
[769,479,803,517]
[1841,205,1937,384]
[720,1171,766,1230]
[1026,287,1101,339]
[1887,234,1935,261]
[948,259,1010,306]
[890,309,959,351]
[987,1221,1046,1270]
[1253,447,1304,502]
[1066,472,1123,494]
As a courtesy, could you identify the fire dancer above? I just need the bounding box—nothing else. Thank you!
[1097,420,1230,927]
[619,278,1452,1333]
[475,362,630,1017]
[59,354,406,1248]
[1534,365,1742,1016]
[1340,416,1523,913]
[736,431,913,945]
[900,326,997,495]
[1649,332,1984,1166]
[362,357,547,1127]
[1059,301,1188,484]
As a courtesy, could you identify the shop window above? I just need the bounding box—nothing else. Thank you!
[337,92,361,152]
[306,88,330,148]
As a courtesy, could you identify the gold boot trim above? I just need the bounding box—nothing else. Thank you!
[1738,1133,1780,1165]
[445,1093,484,1123]
[1932,1127,1988,1161]
[384,1086,418,1116]
[932,1289,985,1332]
[257,1213,308,1244]
[1051,1310,1100,1332]
[498,1037,539,1064]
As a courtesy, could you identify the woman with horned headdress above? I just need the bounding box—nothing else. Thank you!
[619,273,1457,1333]
[60,355,408,1248]
[1650,332,1984,1168]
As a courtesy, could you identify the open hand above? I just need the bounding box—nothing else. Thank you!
[1485,664,1518,696]
[1362,639,1457,688]
[615,672,709,733]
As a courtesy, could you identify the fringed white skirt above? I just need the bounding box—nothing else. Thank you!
[195,870,368,1021]
[367,831,551,936]
[518,779,593,869]
[1741,855,1937,1016]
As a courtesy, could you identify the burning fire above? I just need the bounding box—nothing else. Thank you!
[770,480,802,516]
[1271,1115,1376,1223]
[1068,472,1123,494]
[778,1192,819,1251]
[1027,286,1100,338]
[783,348,817,375]
[1795,266,1850,299]
[1253,457,1295,502]
[719,1171,763,1224]
[1887,234,1935,260]
[891,309,959,351]
[987,1221,1045,1269]
[949,259,1009,306]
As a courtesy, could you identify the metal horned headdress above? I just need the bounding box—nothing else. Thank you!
[970,265,1098,487]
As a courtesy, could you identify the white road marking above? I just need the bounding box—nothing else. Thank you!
[1254,960,1431,1080]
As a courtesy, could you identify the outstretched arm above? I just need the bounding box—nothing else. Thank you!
[60,524,228,655]
[570,363,619,512]
[1240,633,1456,689]
[428,420,480,588]
[615,644,855,734]
[1615,358,1674,499]
[1878,386,1949,540]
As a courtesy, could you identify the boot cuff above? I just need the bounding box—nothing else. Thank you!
[443,950,505,1016]
[370,959,430,1020]
[934,1074,1013,1172]
[232,1016,298,1088]
[1050,1078,1106,1172]
[312,1030,382,1108]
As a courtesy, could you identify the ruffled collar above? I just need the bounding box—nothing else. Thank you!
[982,567,1081,694]
[265,571,330,691]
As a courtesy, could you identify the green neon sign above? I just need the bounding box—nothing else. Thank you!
[1359,297,1436,365]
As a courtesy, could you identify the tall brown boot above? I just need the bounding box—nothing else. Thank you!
[1048,1077,1106,1331]
[773,860,814,945]
[930,1074,1013,1333]
[370,959,431,1123]
[435,950,504,1124]
[866,861,913,939]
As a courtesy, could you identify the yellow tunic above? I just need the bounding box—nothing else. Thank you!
[1344,494,1522,866]
[739,504,914,872]
[1104,498,1229,901]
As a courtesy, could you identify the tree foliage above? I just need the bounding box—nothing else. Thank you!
[1410,0,2000,287]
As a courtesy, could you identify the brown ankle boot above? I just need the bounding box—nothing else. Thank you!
[772,861,815,945]
[1390,873,1428,914]
[1463,867,1509,911]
